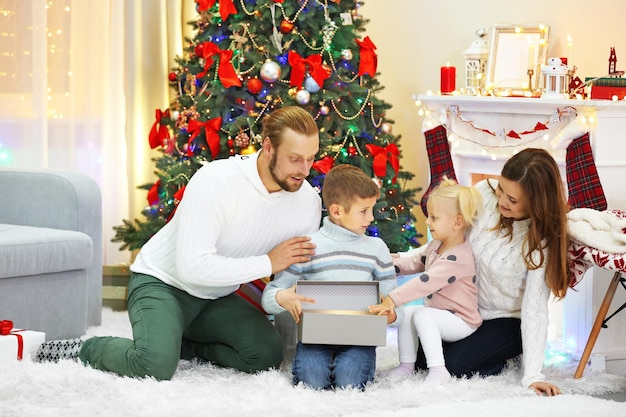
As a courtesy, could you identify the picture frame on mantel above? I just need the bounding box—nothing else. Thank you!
[485,23,550,93]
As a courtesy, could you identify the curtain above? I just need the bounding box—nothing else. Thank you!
[0,0,188,265]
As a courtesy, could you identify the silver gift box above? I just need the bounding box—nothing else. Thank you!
[296,280,387,346]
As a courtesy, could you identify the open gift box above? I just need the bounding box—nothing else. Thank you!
[0,320,46,365]
[295,281,387,346]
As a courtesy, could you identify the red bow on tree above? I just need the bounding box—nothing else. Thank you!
[197,42,242,88]
[149,108,171,149]
[187,117,223,159]
[312,155,334,174]
[147,179,161,206]
[365,143,400,183]
[355,36,378,76]
[287,51,330,89]
[195,0,237,21]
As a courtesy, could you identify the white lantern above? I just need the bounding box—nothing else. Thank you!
[463,37,488,93]
[541,57,568,98]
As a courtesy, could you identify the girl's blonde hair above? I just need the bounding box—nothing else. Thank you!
[427,177,482,229]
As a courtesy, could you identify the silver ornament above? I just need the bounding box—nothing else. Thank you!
[341,49,353,60]
[304,76,321,93]
[295,89,311,105]
[260,59,281,83]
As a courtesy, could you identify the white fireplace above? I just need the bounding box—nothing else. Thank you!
[414,94,626,376]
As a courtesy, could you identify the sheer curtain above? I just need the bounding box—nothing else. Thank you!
[0,0,188,265]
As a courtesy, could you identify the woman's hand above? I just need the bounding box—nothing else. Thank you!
[529,381,561,396]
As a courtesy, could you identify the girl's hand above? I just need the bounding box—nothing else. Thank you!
[529,381,561,396]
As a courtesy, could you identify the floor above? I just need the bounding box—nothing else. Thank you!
[594,391,626,402]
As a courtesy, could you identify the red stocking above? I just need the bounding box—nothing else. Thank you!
[566,132,607,211]
[420,125,458,217]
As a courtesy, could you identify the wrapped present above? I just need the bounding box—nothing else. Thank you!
[296,281,387,346]
[102,265,131,311]
[0,320,46,364]
[585,77,626,100]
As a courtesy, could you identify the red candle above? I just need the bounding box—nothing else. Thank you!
[440,64,456,94]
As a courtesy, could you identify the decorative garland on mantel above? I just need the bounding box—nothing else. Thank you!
[419,103,590,151]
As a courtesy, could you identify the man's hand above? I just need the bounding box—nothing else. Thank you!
[275,285,315,323]
[268,236,316,274]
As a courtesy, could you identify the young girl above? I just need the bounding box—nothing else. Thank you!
[413,148,569,396]
[370,177,482,384]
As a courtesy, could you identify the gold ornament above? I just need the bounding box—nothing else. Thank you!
[240,144,257,155]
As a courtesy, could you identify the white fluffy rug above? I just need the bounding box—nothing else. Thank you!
[2,309,625,417]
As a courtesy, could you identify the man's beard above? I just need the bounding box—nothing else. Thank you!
[269,152,303,192]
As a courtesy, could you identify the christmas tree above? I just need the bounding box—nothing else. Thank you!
[113,0,422,254]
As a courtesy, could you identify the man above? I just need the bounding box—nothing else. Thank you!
[36,106,322,380]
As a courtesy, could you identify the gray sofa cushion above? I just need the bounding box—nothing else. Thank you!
[0,223,92,279]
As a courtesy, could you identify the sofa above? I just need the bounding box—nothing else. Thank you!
[0,169,103,340]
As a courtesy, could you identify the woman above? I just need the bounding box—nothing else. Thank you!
[415,148,569,396]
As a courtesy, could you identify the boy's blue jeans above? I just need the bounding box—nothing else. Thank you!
[292,342,376,390]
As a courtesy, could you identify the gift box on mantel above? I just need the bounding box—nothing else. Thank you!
[585,77,626,100]
[0,320,46,365]
[296,281,387,347]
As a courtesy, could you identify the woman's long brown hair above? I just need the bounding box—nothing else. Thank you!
[496,148,569,298]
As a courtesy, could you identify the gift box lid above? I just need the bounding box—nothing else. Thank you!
[296,280,380,311]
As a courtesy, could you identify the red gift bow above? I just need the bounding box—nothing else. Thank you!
[312,155,334,174]
[197,42,242,88]
[1,320,24,360]
[355,36,377,76]
[187,117,223,159]
[195,0,237,21]
[149,108,171,149]
[365,143,400,183]
[287,51,330,88]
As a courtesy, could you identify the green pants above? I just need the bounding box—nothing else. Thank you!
[79,273,282,380]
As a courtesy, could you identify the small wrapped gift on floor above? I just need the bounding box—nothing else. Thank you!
[296,281,387,346]
[0,320,46,365]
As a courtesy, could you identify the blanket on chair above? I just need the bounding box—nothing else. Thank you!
[567,209,626,287]
[567,208,626,253]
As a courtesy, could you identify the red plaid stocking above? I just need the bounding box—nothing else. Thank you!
[566,132,607,211]
[420,125,458,217]
[235,278,269,314]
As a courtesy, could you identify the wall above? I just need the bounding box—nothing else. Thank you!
[362,0,626,239]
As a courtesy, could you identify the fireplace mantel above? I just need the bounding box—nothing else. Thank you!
[413,93,626,375]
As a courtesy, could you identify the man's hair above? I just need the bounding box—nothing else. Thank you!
[261,106,318,148]
[322,164,380,211]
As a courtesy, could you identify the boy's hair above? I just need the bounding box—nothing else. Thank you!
[427,177,482,228]
[322,164,380,211]
[261,106,318,149]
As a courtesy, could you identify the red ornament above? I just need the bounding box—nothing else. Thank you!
[168,72,177,82]
[194,43,204,57]
[247,77,263,94]
[348,146,357,156]
[280,19,295,34]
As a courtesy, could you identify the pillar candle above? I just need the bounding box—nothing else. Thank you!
[440,64,456,94]
[567,35,573,70]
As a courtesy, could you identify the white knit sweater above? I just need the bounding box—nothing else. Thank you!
[131,151,322,300]
[468,179,551,388]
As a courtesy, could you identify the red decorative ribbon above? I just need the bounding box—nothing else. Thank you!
[149,108,171,149]
[147,179,161,206]
[355,36,377,76]
[187,117,223,159]
[365,143,400,183]
[197,42,242,88]
[287,51,330,88]
[1,320,24,360]
[312,155,334,174]
[195,0,237,21]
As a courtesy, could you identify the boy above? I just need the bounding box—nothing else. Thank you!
[262,164,399,390]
